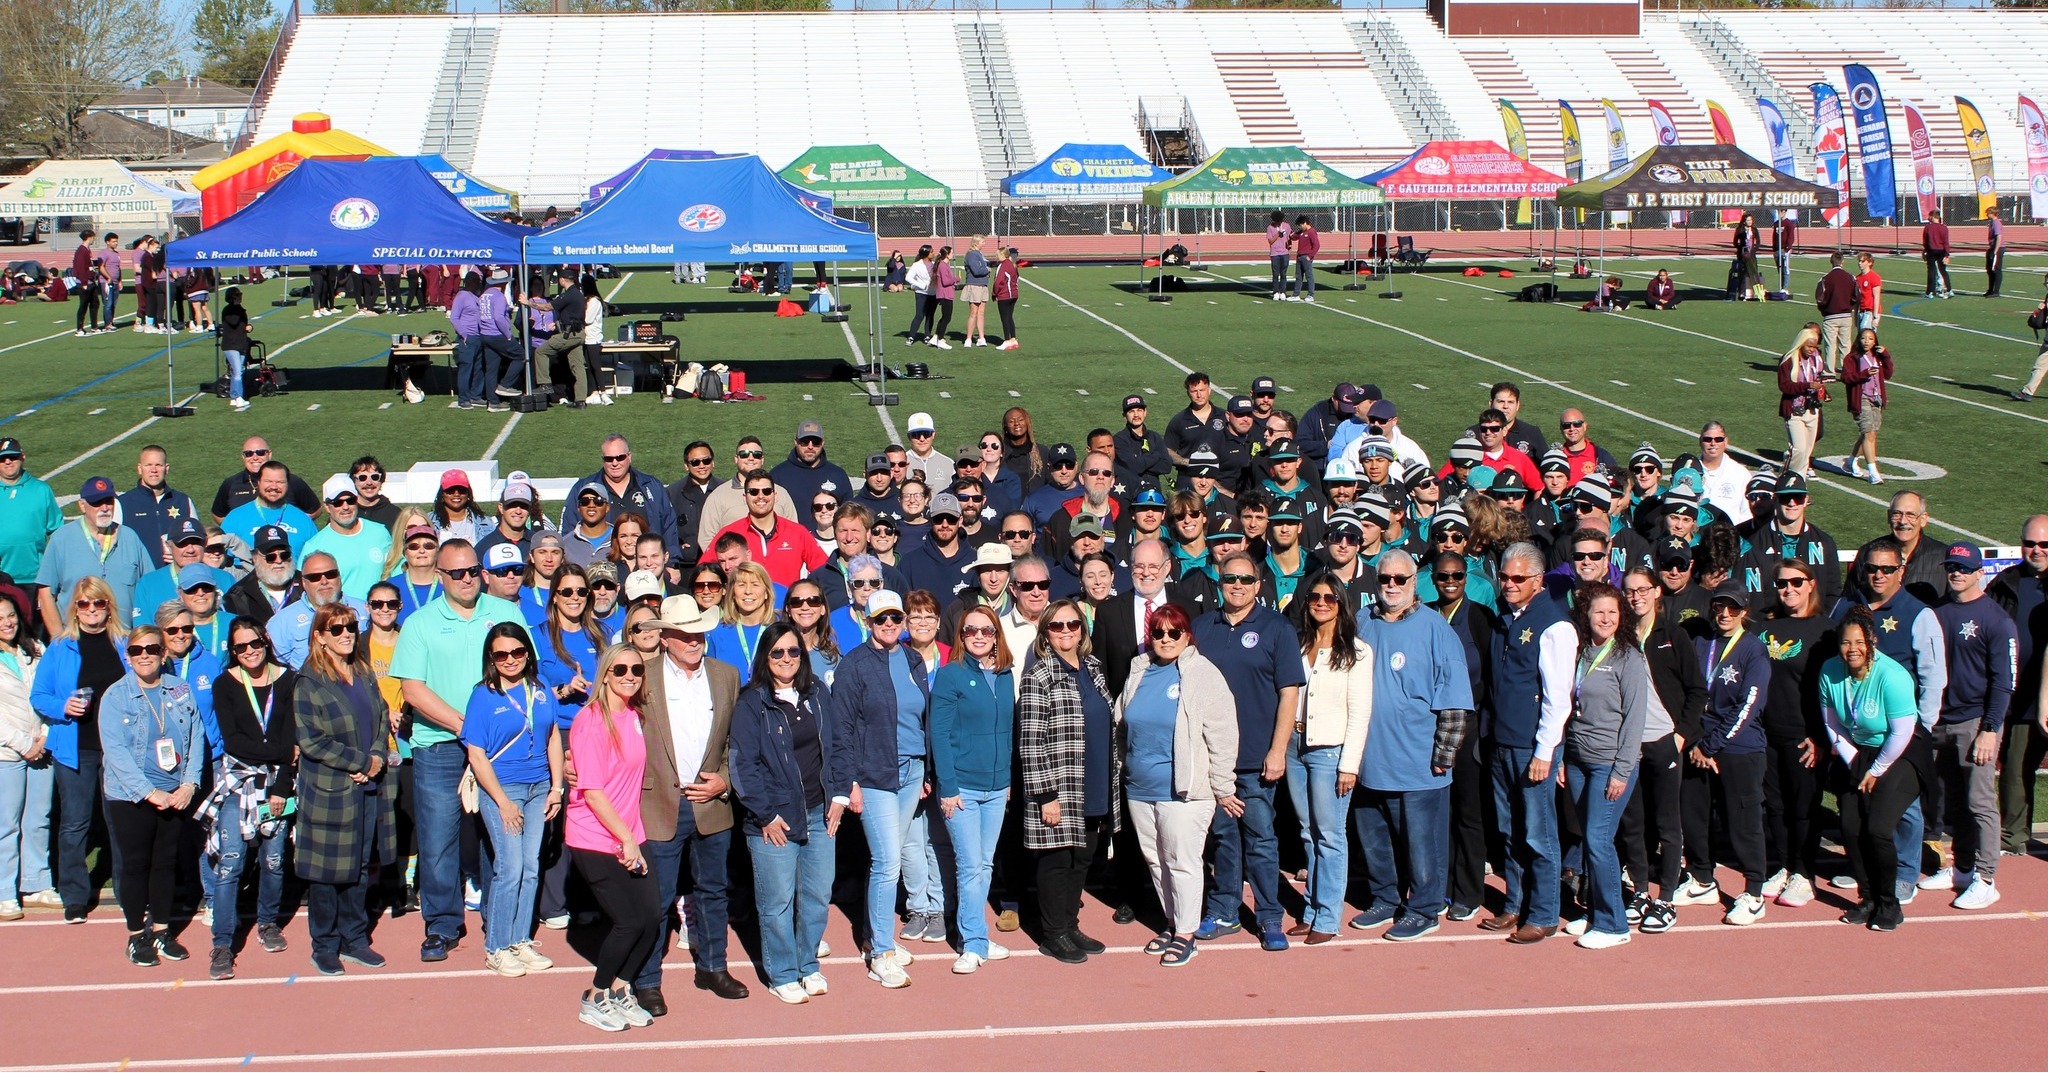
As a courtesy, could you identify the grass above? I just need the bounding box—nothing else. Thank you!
[2,248,2044,549]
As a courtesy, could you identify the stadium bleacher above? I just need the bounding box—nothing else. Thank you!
[243,8,2047,206]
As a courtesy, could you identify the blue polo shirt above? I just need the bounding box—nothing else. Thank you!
[1192,604,1306,771]
[220,500,316,560]
[36,520,150,627]
[303,520,393,600]
[459,681,562,786]
[1358,607,1473,792]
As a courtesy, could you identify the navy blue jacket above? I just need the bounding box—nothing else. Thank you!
[1488,593,1569,749]
[825,641,930,793]
[899,539,977,602]
[1695,629,1770,755]
[728,682,845,841]
[771,450,853,515]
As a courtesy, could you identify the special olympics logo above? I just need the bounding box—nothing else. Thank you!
[1851,84,1879,111]
[1415,156,1451,176]
[2034,175,2048,193]
[1918,176,1936,195]
[1050,158,1083,177]
[678,204,726,232]
[329,197,379,230]
[1649,164,1686,184]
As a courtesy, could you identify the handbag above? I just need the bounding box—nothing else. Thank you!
[459,736,523,815]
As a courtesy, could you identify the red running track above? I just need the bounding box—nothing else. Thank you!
[4,856,2046,1071]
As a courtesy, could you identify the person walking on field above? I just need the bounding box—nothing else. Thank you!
[1290,216,1320,304]
[1922,211,1953,299]
[1815,252,1856,377]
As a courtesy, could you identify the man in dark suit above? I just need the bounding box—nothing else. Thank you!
[1093,537,1185,698]
[630,594,747,1013]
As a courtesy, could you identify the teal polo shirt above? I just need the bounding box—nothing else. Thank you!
[0,473,63,582]
[388,592,524,748]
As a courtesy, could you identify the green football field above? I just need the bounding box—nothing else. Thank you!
[4,248,2044,550]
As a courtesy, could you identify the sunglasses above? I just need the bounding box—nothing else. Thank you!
[982,442,1002,451]
[1149,625,1186,640]
[368,599,402,610]
[1435,572,1467,582]
[871,612,905,626]
[1441,530,1468,541]
[491,647,529,662]
[849,578,882,589]
[1013,579,1050,592]
[302,569,340,583]
[353,471,385,482]
[1500,573,1539,584]
[261,550,293,563]
[1084,468,1113,477]
[1053,461,1076,470]
[767,645,803,660]
[608,663,645,678]
[487,566,523,578]
[694,580,726,591]
[1773,578,1811,589]
[321,623,356,637]
[556,587,589,599]
[406,539,437,551]
[1571,551,1607,562]
[1631,464,1660,474]
[2022,540,2048,550]
[786,595,825,608]
[736,450,765,459]
[1046,619,1084,633]
[127,643,164,657]
[1700,435,1727,444]
[745,488,776,498]
[870,526,897,536]
[602,453,630,464]
[1328,532,1361,546]
[1943,563,1982,574]
[1477,425,1503,434]
[1305,592,1340,607]
[242,449,269,457]
[162,625,195,637]
[592,580,619,591]
[185,584,217,595]
[813,502,838,512]
[443,486,471,497]
[1219,573,1259,585]
[230,639,268,654]
[441,565,484,580]
[578,495,605,506]
[889,462,909,470]
[1561,420,1585,429]
[75,598,110,611]
[204,544,228,556]
[1001,529,1035,540]
[958,494,985,503]
[909,430,933,439]
[961,624,998,639]
[687,455,715,466]
[1864,563,1901,576]
[1780,496,1809,506]
[1378,573,1413,586]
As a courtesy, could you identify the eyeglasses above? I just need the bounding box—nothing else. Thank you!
[1773,578,1811,589]
[982,441,1002,451]
[74,598,109,611]
[813,502,838,513]
[127,643,164,657]
[230,639,267,654]
[320,624,356,637]
[302,568,340,583]
[1149,624,1186,639]
[1441,530,1468,542]
[163,625,195,636]
[440,565,483,580]
[556,587,589,599]
[1623,586,1659,598]
[1864,563,1901,576]
[608,663,644,678]
[736,450,765,459]
[849,578,882,589]
[786,595,825,608]
[1561,420,1585,429]
[491,646,529,662]
[1305,592,1341,607]
[961,624,998,639]
[261,550,293,563]
[767,645,803,660]
[406,539,437,551]
[1046,619,1083,633]
[242,449,269,458]
[1886,510,1923,521]
[871,612,905,626]
[687,455,715,467]
[1219,573,1259,586]
[1377,573,1413,586]
[1435,572,1467,582]
[1012,579,1050,592]
[368,599,401,610]
[1002,529,1035,540]
[602,452,630,464]
[1571,551,1607,562]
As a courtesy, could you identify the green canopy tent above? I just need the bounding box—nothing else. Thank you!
[779,144,952,238]
[1138,147,1384,297]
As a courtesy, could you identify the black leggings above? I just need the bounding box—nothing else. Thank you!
[996,298,1018,341]
[311,268,334,310]
[1446,726,1493,910]
[1034,818,1104,935]
[1762,732,1821,878]
[1620,733,1684,899]
[930,297,955,341]
[106,798,185,932]
[1839,749,1920,899]
[1679,758,1716,884]
[907,293,933,340]
[76,283,101,330]
[1711,751,1767,896]
[571,847,662,989]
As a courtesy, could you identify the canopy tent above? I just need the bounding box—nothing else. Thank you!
[165,157,530,267]
[1557,144,1841,212]
[192,113,390,228]
[1359,140,1567,200]
[412,154,518,215]
[1142,147,1383,208]
[0,158,198,218]
[779,144,951,205]
[584,149,719,205]
[527,154,876,265]
[1001,143,1174,199]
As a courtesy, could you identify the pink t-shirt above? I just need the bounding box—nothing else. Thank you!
[1267,225,1291,257]
[564,704,647,853]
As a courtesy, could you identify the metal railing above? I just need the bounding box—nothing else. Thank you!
[230,0,303,154]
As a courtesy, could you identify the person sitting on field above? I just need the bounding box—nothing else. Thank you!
[1645,270,1677,311]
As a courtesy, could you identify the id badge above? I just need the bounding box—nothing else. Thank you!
[153,737,178,772]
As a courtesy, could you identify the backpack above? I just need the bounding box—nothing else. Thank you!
[696,365,726,402]
[2029,303,2048,333]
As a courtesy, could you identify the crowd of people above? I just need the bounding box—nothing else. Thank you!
[0,363,2040,1031]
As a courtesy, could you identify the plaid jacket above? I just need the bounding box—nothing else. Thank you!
[291,672,396,886]
[1016,655,1120,851]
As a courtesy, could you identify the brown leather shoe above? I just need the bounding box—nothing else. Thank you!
[1506,923,1558,945]
[1478,912,1520,933]
[1285,922,1311,937]
[1304,930,1339,945]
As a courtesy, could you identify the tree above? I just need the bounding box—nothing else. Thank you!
[0,0,175,157]
[193,0,280,87]
[314,0,448,13]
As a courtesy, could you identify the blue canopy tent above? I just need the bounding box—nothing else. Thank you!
[1001,143,1173,199]
[411,154,518,215]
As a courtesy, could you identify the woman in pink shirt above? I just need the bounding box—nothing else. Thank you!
[565,641,660,1032]
[1266,211,1291,300]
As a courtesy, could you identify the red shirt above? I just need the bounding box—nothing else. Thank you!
[1855,270,1882,312]
[713,513,827,588]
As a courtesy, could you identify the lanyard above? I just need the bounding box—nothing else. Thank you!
[406,574,441,608]
[735,622,762,669]
[196,618,225,657]
[81,517,114,565]
[506,683,538,753]
[238,671,275,733]
[1708,628,1745,679]
[1574,639,1615,705]
[138,683,169,737]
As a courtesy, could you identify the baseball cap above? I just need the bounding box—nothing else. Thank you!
[866,589,905,617]
[1708,580,1749,607]
[796,419,824,441]
[0,437,20,460]
[1068,515,1105,539]
[1122,394,1147,412]
[1656,537,1693,569]
[1467,466,1497,493]
[871,515,899,533]
[1133,488,1168,509]
[1448,437,1484,466]
[533,533,563,552]
[500,478,536,507]
[176,564,222,593]
[1334,383,1364,414]
[928,493,962,520]
[254,525,291,553]
[1775,471,1810,498]
[969,544,1014,572]
[1049,443,1078,465]
[1324,457,1360,484]
[439,468,471,492]
[321,474,355,503]
[572,478,607,503]
[169,518,206,546]
[1206,514,1244,541]
[1226,395,1255,417]
[1356,436,1395,461]
[403,523,437,542]
[1250,375,1277,397]
[1944,542,1985,571]
[1490,468,1528,495]
[623,569,665,601]
[865,453,891,475]
[907,412,935,435]
[1266,438,1300,462]
[1268,498,1303,523]
[79,475,116,503]
[1355,492,1393,530]
[483,543,524,572]
[1366,399,1397,422]
[584,560,619,585]
[955,443,981,465]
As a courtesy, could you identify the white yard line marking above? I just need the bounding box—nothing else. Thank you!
[481,412,520,460]
[1023,277,1193,375]
[0,327,78,355]
[837,318,900,444]
[87,408,105,415]
[1674,378,1695,385]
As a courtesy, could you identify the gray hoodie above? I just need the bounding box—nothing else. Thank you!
[1566,641,1649,785]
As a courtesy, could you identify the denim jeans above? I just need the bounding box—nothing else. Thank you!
[748,804,834,988]
[102,282,120,329]
[479,335,525,394]
[1352,785,1450,920]
[453,334,486,406]
[859,756,933,956]
[1894,797,1925,895]
[307,795,378,959]
[635,801,732,989]
[1566,759,1634,936]
[478,780,548,955]
[410,740,467,940]
[0,757,54,901]
[1203,773,1282,929]
[221,350,246,403]
[1490,744,1561,928]
[206,795,287,948]
[1284,737,1350,933]
[1269,255,1288,294]
[942,786,1007,956]
[1293,255,1316,298]
[54,753,105,912]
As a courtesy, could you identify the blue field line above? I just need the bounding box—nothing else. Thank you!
[1887,297,2035,343]
[0,304,300,428]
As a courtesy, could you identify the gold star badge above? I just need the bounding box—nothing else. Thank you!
[1519,627,1533,644]
[167,506,181,518]
[1880,615,1899,633]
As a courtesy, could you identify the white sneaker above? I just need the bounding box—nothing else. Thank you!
[930,339,952,350]
[865,955,911,988]
[1916,867,1954,892]
[541,914,569,930]
[996,340,1019,351]
[610,987,655,1027]
[1562,917,1590,936]
[1829,874,1858,890]
[230,399,250,412]
[1897,881,1918,905]
[0,900,20,921]
[1302,295,1315,304]
[1761,869,1789,899]
[1672,877,1721,906]
[1723,893,1766,926]
[816,938,830,958]
[512,941,553,971]
[1953,878,2000,910]
[1271,292,1283,301]
[1869,471,1884,485]
[1848,456,1865,477]
[801,971,828,996]
[770,981,809,1004]
[1576,929,1631,950]
[1776,874,1815,907]
[952,951,985,974]
[579,991,628,1031]
[486,949,527,977]
[984,942,1010,960]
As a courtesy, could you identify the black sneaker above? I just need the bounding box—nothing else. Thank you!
[1868,900,1904,932]
[1111,904,1137,926]
[1839,900,1876,926]
[420,933,455,962]
[154,930,191,961]
[1638,899,1677,934]
[341,946,386,968]
[1068,929,1107,955]
[1037,932,1088,965]
[209,946,235,980]
[311,950,345,976]
[128,933,160,967]
[257,922,287,953]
